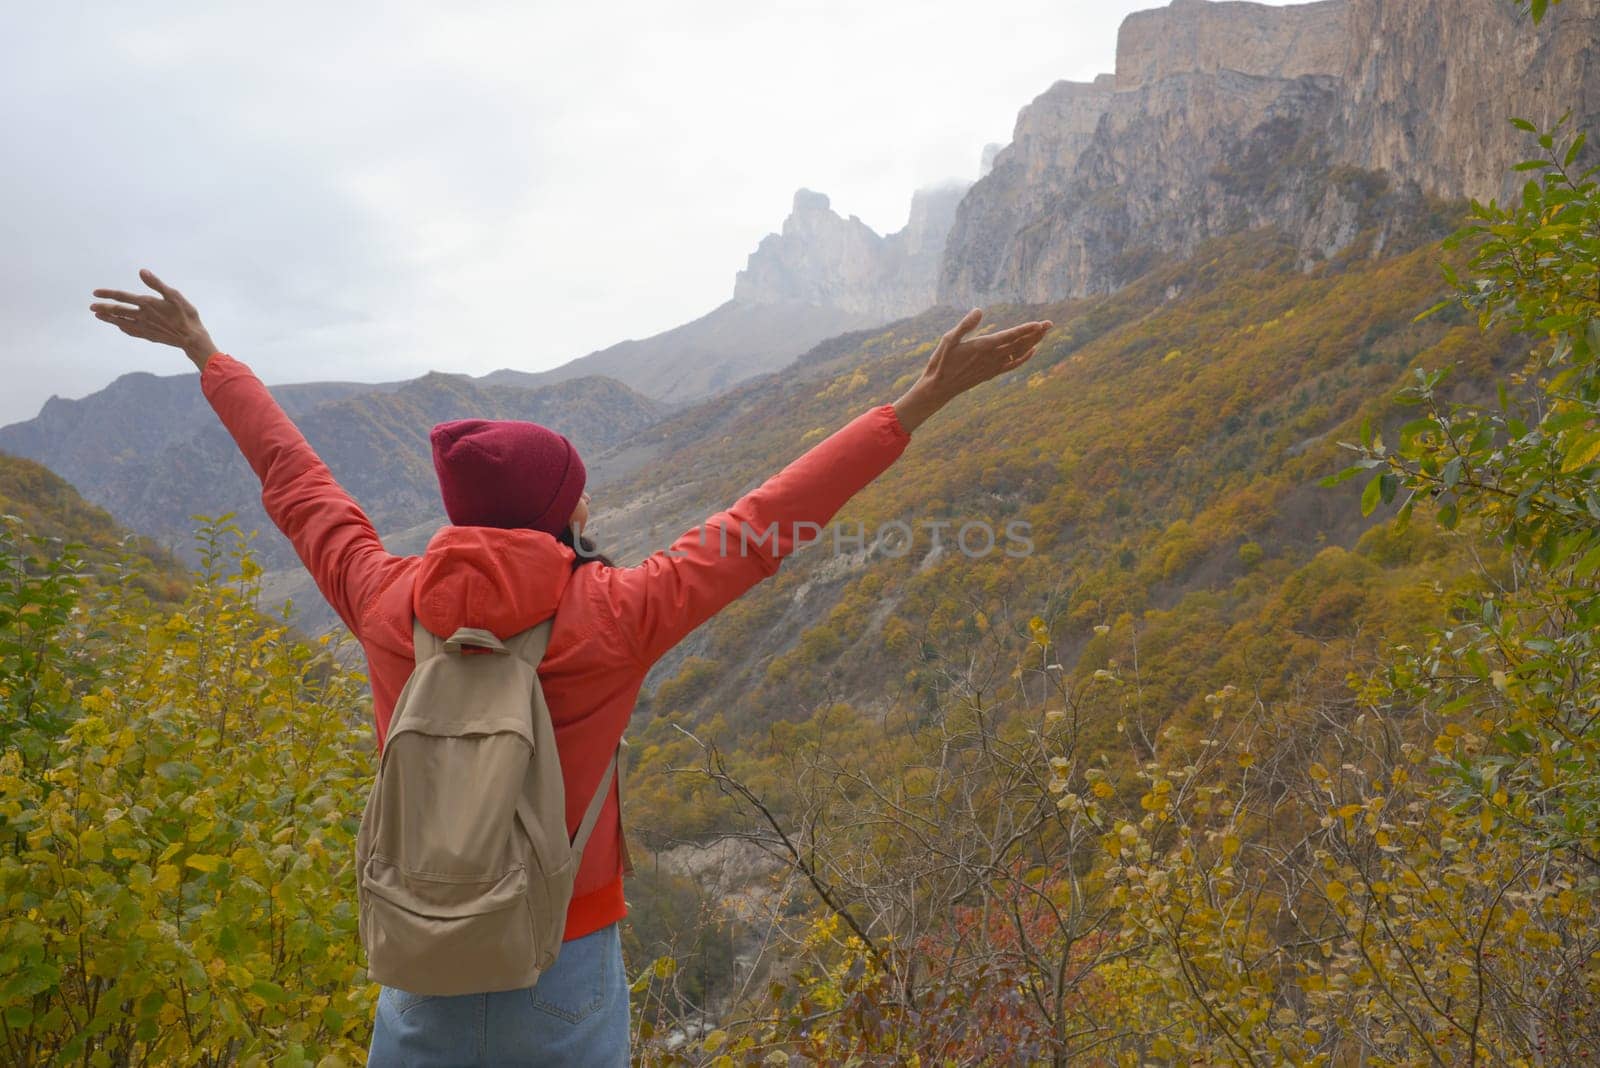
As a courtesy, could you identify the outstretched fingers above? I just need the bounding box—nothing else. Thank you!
[91,288,154,308]
[93,312,156,341]
[139,268,176,299]
[942,308,984,350]
[139,268,196,313]
[983,320,1052,359]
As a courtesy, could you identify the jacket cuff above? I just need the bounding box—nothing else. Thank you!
[878,403,913,445]
[199,352,241,398]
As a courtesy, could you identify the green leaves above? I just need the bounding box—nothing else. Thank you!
[1360,472,1398,517]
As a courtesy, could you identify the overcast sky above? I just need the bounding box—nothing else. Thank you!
[0,0,1306,427]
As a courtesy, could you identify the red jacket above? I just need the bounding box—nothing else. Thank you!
[200,354,912,940]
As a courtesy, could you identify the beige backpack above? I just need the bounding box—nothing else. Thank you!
[355,619,616,996]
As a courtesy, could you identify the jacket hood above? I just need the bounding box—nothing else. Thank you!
[413,525,575,640]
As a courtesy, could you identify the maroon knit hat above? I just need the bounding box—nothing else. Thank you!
[429,419,587,535]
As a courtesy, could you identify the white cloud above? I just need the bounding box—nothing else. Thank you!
[0,0,1310,425]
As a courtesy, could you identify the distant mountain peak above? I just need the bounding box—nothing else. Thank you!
[733,182,970,320]
[791,188,833,214]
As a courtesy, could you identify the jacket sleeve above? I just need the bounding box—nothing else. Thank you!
[590,404,912,667]
[200,354,398,636]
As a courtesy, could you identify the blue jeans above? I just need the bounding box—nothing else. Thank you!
[366,923,629,1067]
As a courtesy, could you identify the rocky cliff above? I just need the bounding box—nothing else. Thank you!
[734,184,969,320]
[940,0,1600,306]
[1338,0,1600,203]
[1116,0,1346,90]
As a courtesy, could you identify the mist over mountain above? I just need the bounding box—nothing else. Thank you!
[481,182,970,406]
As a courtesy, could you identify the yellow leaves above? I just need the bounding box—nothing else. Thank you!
[78,828,105,863]
[1559,427,1600,472]
[183,854,222,874]
[1325,880,1349,904]
[152,864,181,893]
[815,369,870,401]
[1092,781,1117,800]
[1140,779,1174,813]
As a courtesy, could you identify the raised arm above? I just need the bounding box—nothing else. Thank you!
[593,308,1051,666]
[90,270,399,635]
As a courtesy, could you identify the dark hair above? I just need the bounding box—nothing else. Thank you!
[557,526,612,570]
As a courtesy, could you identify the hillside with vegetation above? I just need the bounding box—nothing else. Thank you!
[603,206,1463,740]
[607,113,1600,1061]
[0,452,189,604]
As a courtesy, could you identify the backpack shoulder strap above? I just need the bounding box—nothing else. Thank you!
[617,739,635,875]
[571,750,618,855]
[411,618,448,662]
[502,619,553,667]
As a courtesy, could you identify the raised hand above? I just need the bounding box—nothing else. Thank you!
[90,269,219,371]
[892,309,1053,432]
